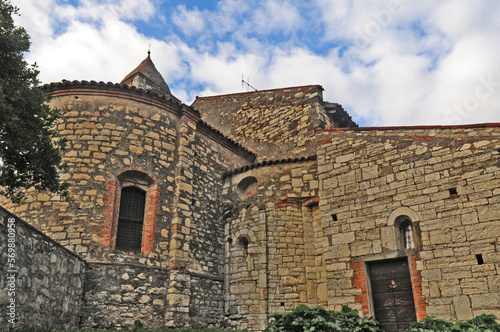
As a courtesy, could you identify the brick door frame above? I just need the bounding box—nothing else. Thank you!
[352,250,427,321]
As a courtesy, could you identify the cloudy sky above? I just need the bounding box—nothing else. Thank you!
[11,0,500,126]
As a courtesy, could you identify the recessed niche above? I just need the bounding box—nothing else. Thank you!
[332,214,338,222]
[476,254,484,265]
[448,188,458,198]
[236,176,259,199]
[237,236,249,250]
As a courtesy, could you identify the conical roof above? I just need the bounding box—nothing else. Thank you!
[121,52,171,95]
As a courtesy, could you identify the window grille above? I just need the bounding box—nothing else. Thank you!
[116,187,146,252]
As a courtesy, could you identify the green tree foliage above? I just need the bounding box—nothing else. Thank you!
[264,305,381,332]
[0,0,68,202]
[406,314,500,332]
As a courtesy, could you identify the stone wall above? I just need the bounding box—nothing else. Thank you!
[224,158,324,331]
[219,125,500,331]
[193,85,333,160]
[316,126,500,321]
[0,82,254,329]
[0,92,181,263]
[0,206,86,329]
[81,262,169,328]
[2,75,499,332]
[161,118,251,327]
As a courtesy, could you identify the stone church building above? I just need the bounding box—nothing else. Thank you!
[1,53,499,332]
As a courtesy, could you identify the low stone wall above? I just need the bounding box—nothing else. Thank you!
[0,206,86,330]
[81,262,169,328]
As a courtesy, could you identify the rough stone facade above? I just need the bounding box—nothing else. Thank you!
[0,55,499,331]
[315,127,500,322]
[0,206,86,328]
[193,86,356,161]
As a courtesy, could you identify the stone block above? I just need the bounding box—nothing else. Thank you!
[488,275,500,292]
[440,280,462,297]
[362,165,378,180]
[336,153,355,164]
[329,232,355,245]
[139,295,151,304]
[129,145,143,154]
[466,222,500,241]
[425,304,452,321]
[461,278,489,295]
[453,295,473,320]
[292,178,304,187]
[421,269,442,281]
[470,292,500,308]
[429,229,452,245]
[477,206,500,222]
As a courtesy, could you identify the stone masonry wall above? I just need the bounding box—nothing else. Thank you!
[81,262,169,328]
[163,117,251,328]
[0,206,86,330]
[0,85,253,329]
[0,93,181,265]
[193,85,333,161]
[224,158,324,331]
[316,126,500,321]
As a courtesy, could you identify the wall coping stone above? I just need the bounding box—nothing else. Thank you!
[0,205,87,264]
[315,123,500,131]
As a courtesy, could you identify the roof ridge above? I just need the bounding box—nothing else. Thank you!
[193,84,323,102]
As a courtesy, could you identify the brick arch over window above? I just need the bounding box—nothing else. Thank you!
[101,170,159,253]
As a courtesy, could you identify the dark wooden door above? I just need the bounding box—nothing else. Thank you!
[369,259,417,332]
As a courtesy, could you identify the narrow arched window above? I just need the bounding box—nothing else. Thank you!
[400,220,415,249]
[237,236,249,250]
[116,186,146,252]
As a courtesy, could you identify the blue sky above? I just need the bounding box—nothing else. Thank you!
[11,0,500,126]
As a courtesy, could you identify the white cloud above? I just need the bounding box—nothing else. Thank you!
[172,5,205,36]
[250,0,302,35]
[9,0,500,126]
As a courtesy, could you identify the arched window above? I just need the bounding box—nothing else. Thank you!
[237,236,249,250]
[400,219,415,249]
[235,176,258,199]
[395,216,416,250]
[115,186,146,252]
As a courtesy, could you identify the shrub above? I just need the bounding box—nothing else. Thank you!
[406,314,500,332]
[405,316,460,332]
[457,314,500,332]
[264,305,381,332]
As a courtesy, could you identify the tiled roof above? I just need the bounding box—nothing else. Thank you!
[121,53,171,95]
[42,79,181,104]
[225,155,317,177]
[315,123,500,131]
[193,84,324,102]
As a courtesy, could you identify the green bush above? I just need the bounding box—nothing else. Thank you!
[458,314,500,332]
[11,327,244,332]
[406,314,500,332]
[264,305,381,332]
[405,316,460,332]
